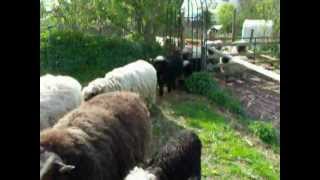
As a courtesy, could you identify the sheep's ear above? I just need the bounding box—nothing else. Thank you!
[55,161,75,174]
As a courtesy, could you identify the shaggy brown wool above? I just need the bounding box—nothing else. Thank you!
[40,91,151,180]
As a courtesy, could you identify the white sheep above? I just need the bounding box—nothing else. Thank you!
[40,74,82,131]
[82,60,157,107]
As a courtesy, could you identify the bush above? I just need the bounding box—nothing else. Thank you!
[255,44,280,58]
[40,29,164,84]
[216,3,236,33]
[185,72,244,115]
[185,72,219,95]
[249,121,278,145]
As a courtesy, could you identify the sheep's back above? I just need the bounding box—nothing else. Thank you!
[40,74,82,130]
[41,91,151,180]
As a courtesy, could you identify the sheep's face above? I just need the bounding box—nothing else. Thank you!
[82,86,99,101]
[125,167,157,180]
[221,56,231,64]
[40,147,75,180]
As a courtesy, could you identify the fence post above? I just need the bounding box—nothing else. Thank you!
[232,8,236,42]
[249,29,254,44]
[253,37,257,60]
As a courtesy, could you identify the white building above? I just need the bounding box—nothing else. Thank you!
[241,19,274,42]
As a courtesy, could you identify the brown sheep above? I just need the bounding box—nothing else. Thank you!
[40,91,152,180]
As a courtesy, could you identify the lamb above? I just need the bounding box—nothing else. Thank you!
[152,49,184,96]
[40,74,82,131]
[40,91,152,180]
[82,60,157,107]
[125,130,202,180]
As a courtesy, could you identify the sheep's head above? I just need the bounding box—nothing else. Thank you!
[40,146,75,180]
[125,167,157,180]
[221,56,231,64]
[82,86,100,101]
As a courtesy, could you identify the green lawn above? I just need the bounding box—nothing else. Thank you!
[150,91,280,180]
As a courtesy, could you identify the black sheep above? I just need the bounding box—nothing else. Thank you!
[125,130,202,180]
[152,49,183,96]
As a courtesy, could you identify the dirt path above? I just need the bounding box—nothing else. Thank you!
[215,70,280,130]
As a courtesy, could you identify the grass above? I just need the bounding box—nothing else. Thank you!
[185,72,245,116]
[151,92,280,180]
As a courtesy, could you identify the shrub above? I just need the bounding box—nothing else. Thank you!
[185,72,219,95]
[40,29,164,84]
[249,121,278,145]
[185,72,244,115]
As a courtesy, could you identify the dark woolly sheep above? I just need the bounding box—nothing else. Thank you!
[182,46,202,72]
[40,91,152,180]
[153,49,184,96]
[125,130,202,180]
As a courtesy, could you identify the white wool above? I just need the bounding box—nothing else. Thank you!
[183,60,190,67]
[82,60,157,107]
[125,167,157,180]
[40,74,82,131]
[154,55,166,61]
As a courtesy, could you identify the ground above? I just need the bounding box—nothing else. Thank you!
[148,90,280,180]
[215,70,280,131]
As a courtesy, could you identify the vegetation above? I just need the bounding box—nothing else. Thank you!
[154,94,280,179]
[40,29,163,84]
[214,0,280,37]
[238,0,280,37]
[40,0,184,44]
[185,72,244,115]
[216,3,236,33]
[249,121,278,146]
[256,44,280,58]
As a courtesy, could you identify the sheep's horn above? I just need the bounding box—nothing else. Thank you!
[56,161,75,173]
[40,154,56,180]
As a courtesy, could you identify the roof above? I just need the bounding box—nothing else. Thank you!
[211,25,223,31]
[243,19,273,26]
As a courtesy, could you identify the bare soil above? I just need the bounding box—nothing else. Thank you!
[214,70,280,131]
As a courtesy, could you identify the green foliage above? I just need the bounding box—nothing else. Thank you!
[168,100,279,179]
[185,72,244,116]
[41,0,183,43]
[238,0,280,37]
[185,72,219,95]
[216,3,236,33]
[40,29,164,84]
[249,121,278,145]
[250,43,280,58]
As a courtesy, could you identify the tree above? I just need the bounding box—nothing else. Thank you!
[216,3,236,33]
[238,0,280,37]
[40,0,184,43]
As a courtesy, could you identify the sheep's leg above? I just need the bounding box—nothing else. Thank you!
[159,86,164,96]
[168,79,175,92]
[159,83,164,96]
[167,83,172,93]
[172,79,176,90]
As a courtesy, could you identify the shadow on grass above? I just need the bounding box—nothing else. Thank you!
[148,105,187,157]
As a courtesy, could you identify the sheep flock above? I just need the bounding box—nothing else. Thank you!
[40,44,245,179]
